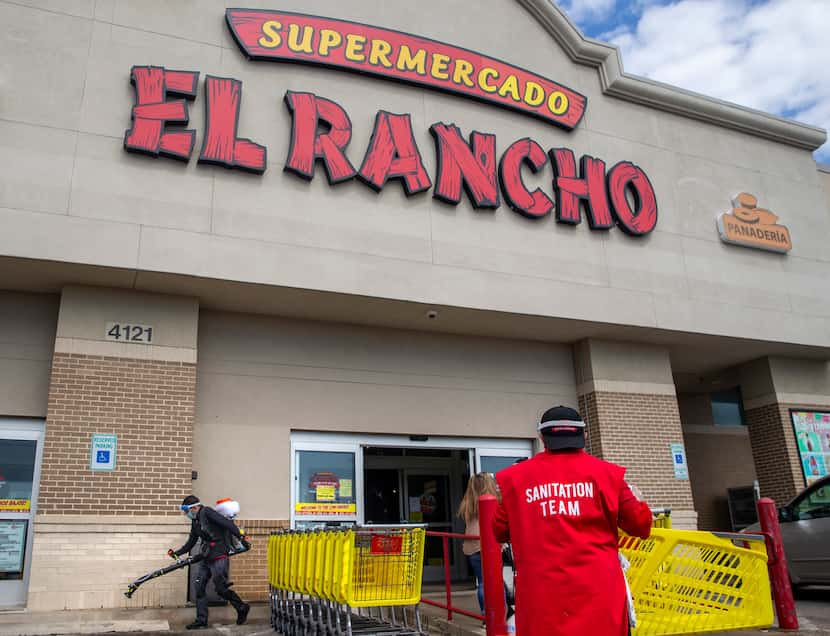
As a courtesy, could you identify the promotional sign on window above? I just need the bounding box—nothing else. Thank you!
[791,410,830,486]
[295,452,357,517]
[0,500,30,513]
[0,520,27,575]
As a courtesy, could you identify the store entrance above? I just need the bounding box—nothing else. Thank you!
[290,432,534,583]
[363,447,468,582]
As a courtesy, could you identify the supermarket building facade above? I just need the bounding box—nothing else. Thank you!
[1,0,830,611]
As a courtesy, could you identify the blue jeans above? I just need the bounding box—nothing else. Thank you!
[467,552,485,612]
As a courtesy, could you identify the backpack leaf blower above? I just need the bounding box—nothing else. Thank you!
[124,541,250,599]
[125,498,249,599]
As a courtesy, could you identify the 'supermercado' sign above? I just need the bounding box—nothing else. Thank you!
[225,9,586,130]
[122,9,658,236]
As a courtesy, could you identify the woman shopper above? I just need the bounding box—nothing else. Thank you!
[457,472,500,613]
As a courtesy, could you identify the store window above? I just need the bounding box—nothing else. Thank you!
[711,388,745,426]
[480,455,526,477]
[0,439,36,582]
[295,450,356,518]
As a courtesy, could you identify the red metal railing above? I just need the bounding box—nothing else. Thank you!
[419,530,485,622]
[421,496,794,636]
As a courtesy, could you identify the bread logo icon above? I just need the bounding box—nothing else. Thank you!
[716,192,792,253]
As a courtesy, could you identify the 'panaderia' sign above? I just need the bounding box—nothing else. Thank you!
[717,193,792,253]
[122,8,659,236]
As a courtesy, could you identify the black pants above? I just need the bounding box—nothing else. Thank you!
[194,557,246,623]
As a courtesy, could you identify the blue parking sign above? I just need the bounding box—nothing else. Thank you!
[670,443,688,480]
[90,434,117,471]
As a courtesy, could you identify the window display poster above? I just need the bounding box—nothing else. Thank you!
[0,520,27,575]
[791,410,830,486]
[296,450,356,517]
[0,499,30,512]
[338,479,352,499]
[315,485,336,502]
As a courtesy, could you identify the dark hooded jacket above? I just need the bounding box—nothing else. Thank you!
[174,506,243,560]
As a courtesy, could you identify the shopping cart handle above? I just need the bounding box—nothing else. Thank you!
[650,506,672,516]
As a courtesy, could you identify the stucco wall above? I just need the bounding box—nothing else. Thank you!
[194,310,575,519]
[0,291,58,417]
[820,166,830,212]
[0,0,828,351]
[678,392,757,530]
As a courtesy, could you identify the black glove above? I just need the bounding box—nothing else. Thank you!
[240,536,251,550]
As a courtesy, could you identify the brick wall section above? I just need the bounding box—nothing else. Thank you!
[745,403,808,504]
[40,352,195,515]
[28,517,190,610]
[578,392,603,458]
[232,519,289,601]
[579,391,695,511]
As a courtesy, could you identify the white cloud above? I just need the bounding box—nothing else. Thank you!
[603,0,830,160]
[559,0,618,24]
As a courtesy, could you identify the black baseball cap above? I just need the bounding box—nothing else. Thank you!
[538,405,585,451]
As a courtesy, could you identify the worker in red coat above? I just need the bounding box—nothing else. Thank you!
[493,405,652,636]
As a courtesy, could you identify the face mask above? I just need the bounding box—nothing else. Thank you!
[186,510,197,520]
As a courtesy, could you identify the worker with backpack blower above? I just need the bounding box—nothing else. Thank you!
[169,495,251,630]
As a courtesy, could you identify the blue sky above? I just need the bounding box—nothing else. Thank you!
[557,0,830,162]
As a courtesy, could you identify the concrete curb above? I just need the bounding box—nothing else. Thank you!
[0,620,170,636]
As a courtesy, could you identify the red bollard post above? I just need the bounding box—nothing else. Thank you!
[757,497,798,631]
[479,494,508,636]
[442,534,453,621]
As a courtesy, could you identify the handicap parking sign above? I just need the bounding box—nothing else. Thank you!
[90,434,117,471]
[670,443,688,480]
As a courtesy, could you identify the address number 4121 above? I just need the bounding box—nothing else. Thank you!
[105,323,154,344]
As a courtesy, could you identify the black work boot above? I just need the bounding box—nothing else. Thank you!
[236,602,250,625]
[186,620,208,630]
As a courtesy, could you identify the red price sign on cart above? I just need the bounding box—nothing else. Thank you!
[370,534,403,555]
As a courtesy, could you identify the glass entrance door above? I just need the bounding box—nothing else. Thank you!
[0,419,45,607]
[403,469,457,582]
[475,448,533,478]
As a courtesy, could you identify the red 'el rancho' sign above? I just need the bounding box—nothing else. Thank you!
[225,9,587,131]
[122,8,660,237]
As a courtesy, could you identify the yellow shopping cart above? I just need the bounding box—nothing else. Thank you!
[268,526,426,636]
[620,528,774,635]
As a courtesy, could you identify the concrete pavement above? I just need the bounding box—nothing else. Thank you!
[0,586,827,635]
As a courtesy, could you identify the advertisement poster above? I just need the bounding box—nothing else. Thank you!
[0,499,30,512]
[315,485,336,502]
[294,503,356,516]
[297,469,356,516]
[791,410,830,486]
[0,520,27,574]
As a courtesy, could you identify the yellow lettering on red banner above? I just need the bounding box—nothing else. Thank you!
[547,90,569,115]
[478,67,499,93]
[318,28,342,56]
[258,20,282,48]
[524,81,545,107]
[452,59,475,87]
[287,23,313,54]
[369,38,393,68]
[345,34,367,62]
[430,53,451,80]
[498,74,521,102]
[396,45,427,76]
